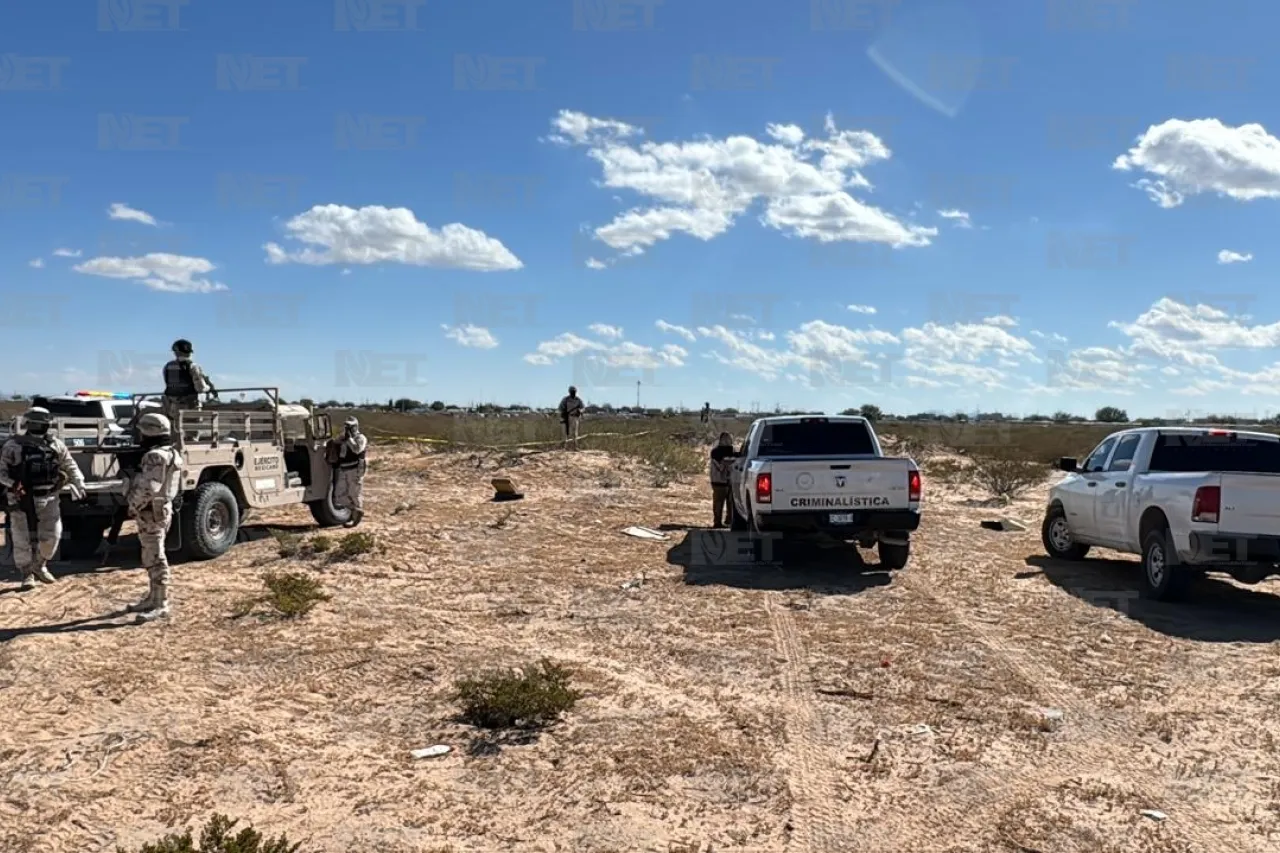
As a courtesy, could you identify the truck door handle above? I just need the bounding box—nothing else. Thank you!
[1087,482,1097,487]
[1114,481,1126,488]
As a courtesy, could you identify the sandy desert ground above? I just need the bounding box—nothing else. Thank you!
[3,439,1280,852]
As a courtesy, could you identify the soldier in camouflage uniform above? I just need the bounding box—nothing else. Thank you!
[332,416,368,528]
[124,412,184,621]
[161,338,215,451]
[0,408,87,590]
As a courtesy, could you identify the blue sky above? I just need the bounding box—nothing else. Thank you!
[3,0,1279,418]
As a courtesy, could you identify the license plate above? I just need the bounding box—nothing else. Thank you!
[829,513,854,524]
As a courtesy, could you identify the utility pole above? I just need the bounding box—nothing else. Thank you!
[636,380,641,410]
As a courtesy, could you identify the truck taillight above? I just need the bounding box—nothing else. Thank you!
[908,469,921,502]
[756,472,772,503]
[1192,485,1220,523]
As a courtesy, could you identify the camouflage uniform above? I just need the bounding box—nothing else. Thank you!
[124,434,183,620]
[559,391,584,450]
[161,356,213,450]
[0,426,86,589]
[333,419,368,526]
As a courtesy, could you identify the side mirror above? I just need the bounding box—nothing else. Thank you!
[1057,457,1078,472]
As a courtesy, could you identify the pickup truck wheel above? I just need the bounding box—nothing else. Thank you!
[878,540,910,570]
[1042,506,1090,560]
[180,482,240,561]
[1140,529,1190,601]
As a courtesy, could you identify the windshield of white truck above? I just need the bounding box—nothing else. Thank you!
[758,421,876,456]
[1149,433,1280,474]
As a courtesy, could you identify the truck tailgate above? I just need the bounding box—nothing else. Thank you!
[1219,473,1280,535]
[767,458,913,510]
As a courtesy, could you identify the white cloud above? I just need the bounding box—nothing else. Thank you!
[1109,298,1280,368]
[897,321,1037,390]
[52,248,81,258]
[263,204,522,272]
[441,324,498,349]
[547,109,935,264]
[1114,118,1280,207]
[588,323,624,340]
[73,253,228,293]
[1218,249,1253,264]
[937,209,973,228]
[982,315,1018,327]
[585,257,608,270]
[522,329,685,371]
[847,304,877,314]
[27,258,44,268]
[655,319,696,342]
[1030,329,1069,344]
[108,203,158,226]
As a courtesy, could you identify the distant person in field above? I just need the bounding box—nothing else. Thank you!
[701,402,711,424]
[709,432,738,528]
[558,385,584,450]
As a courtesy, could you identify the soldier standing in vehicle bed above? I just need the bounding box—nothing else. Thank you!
[0,407,87,590]
[161,338,216,451]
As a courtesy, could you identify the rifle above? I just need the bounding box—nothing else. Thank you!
[100,505,127,566]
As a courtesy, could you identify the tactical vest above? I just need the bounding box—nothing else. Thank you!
[163,359,196,397]
[10,439,61,496]
[337,441,366,469]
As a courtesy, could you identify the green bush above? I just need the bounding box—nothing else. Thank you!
[119,814,301,853]
[332,531,377,561]
[454,659,582,730]
[262,571,330,618]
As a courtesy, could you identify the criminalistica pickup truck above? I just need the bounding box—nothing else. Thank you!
[1042,426,1280,601]
[728,415,922,568]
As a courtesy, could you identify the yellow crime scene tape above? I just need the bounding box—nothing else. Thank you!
[363,428,656,451]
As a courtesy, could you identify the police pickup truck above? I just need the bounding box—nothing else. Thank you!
[727,415,922,568]
[1044,426,1280,601]
[0,392,161,448]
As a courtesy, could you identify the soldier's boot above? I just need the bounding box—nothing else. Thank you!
[137,582,170,622]
[126,582,157,613]
[33,561,55,584]
[350,509,364,527]
[19,574,36,590]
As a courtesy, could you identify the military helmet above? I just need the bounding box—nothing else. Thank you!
[22,407,52,434]
[172,338,194,355]
[568,385,577,394]
[136,412,172,438]
[344,416,359,428]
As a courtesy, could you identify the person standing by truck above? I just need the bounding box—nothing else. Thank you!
[0,407,87,590]
[124,413,184,622]
[709,432,738,528]
[330,416,368,528]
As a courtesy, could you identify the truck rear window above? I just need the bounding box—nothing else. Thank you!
[1150,433,1280,473]
[757,421,876,456]
[33,399,101,417]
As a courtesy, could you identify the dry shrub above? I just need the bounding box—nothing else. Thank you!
[332,531,377,561]
[454,659,582,730]
[971,453,1046,500]
[263,571,330,618]
[119,813,301,853]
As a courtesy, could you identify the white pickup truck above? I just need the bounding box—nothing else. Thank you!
[1042,426,1280,600]
[728,415,922,568]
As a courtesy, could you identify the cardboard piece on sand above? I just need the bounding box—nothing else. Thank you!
[491,477,524,502]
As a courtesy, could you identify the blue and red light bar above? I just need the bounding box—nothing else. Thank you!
[74,390,133,399]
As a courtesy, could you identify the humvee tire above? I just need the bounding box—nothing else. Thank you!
[181,481,240,561]
[307,486,352,528]
[59,517,108,560]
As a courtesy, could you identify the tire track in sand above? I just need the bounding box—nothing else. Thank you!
[765,595,867,852]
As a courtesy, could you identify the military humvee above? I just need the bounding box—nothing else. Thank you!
[49,387,352,562]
